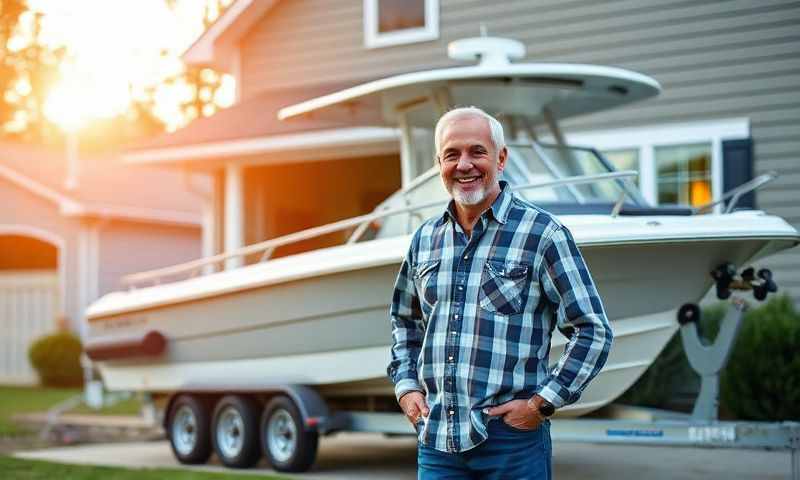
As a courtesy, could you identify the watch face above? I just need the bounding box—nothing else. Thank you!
[540,401,555,417]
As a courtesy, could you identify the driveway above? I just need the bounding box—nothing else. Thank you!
[15,432,791,479]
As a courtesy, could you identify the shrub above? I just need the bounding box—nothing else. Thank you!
[721,295,800,421]
[619,295,800,421]
[28,331,84,388]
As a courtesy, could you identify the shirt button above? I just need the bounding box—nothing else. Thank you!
[454,314,458,319]
[463,255,469,260]
[448,356,454,361]
[449,410,455,415]
[458,286,463,290]
[451,331,457,335]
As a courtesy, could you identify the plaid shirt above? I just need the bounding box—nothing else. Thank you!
[387,181,613,453]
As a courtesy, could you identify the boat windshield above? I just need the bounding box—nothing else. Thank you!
[369,142,649,239]
[505,142,648,211]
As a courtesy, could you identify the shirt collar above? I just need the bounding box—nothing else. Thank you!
[442,181,512,225]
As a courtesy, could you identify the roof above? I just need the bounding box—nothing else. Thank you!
[123,84,398,166]
[0,142,204,226]
[182,0,278,71]
[131,84,372,151]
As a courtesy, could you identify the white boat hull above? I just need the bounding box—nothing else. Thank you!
[88,214,798,417]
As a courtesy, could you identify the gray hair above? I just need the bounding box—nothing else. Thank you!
[434,106,506,155]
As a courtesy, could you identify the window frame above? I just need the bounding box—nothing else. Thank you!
[565,118,750,213]
[363,0,439,49]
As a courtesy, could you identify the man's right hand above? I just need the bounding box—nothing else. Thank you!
[399,391,429,426]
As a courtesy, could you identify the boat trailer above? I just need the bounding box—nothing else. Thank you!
[149,264,799,475]
[325,266,800,478]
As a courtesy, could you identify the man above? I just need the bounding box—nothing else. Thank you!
[387,107,613,479]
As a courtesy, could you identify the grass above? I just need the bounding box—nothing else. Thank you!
[0,456,289,479]
[0,386,141,436]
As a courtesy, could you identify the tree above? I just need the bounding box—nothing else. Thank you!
[159,0,230,128]
[0,0,65,143]
[0,0,231,149]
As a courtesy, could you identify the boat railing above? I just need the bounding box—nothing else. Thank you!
[121,170,638,288]
[694,171,777,214]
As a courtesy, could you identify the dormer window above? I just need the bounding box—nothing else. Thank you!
[364,0,439,49]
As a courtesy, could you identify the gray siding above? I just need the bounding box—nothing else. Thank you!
[98,221,201,296]
[239,0,800,302]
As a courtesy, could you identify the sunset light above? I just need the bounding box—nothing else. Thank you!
[30,0,235,132]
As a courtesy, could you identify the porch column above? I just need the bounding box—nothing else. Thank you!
[224,163,244,270]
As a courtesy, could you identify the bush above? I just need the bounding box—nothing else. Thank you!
[619,295,800,421]
[28,331,84,388]
[721,295,800,421]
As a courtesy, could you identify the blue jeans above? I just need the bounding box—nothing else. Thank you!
[417,418,552,480]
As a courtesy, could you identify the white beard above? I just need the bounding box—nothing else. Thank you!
[452,183,487,205]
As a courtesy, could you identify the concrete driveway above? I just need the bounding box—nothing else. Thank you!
[15,432,792,479]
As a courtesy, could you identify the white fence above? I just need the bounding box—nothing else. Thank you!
[0,271,59,384]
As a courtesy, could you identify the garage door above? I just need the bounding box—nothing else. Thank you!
[0,271,60,384]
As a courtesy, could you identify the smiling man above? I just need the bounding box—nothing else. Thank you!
[387,107,613,479]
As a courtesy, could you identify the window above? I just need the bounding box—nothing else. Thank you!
[364,0,439,49]
[655,143,712,207]
[566,119,750,212]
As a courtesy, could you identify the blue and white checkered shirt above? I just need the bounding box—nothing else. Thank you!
[387,181,613,453]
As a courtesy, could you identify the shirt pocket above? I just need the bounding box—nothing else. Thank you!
[479,260,531,315]
[413,260,440,312]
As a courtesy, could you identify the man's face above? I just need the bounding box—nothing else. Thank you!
[437,114,506,206]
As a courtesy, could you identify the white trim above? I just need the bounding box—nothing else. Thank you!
[81,203,202,227]
[224,163,244,270]
[0,163,201,226]
[77,225,89,339]
[182,0,279,71]
[364,0,439,49]
[566,118,751,211]
[0,163,84,213]
[0,224,66,321]
[122,127,400,164]
[565,118,749,151]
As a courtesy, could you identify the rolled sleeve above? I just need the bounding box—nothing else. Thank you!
[537,225,613,408]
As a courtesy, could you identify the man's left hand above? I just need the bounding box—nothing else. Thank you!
[484,400,544,431]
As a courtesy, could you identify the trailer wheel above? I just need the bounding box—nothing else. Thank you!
[211,395,261,468]
[261,395,318,472]
[167,394,212,464]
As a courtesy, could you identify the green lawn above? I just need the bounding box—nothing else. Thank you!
[1,456,288,479]
[0,386,141,436]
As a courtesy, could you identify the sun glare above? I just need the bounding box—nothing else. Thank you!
[31,0,235,134]
[43,80,88,133]
[43,62,132,132]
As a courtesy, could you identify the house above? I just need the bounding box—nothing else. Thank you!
[0,143,203,383]
[123,0,799,303]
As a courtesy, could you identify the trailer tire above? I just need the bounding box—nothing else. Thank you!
[167,394,212,464]
[211,395,261,468]
[261,395,318,472]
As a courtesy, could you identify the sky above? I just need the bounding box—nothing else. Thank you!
[23,0,235,132]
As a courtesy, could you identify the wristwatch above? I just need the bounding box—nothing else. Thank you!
[528,395,555,417]
[538,399,555,417]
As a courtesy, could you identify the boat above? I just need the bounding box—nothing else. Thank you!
[83,37,798,470]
